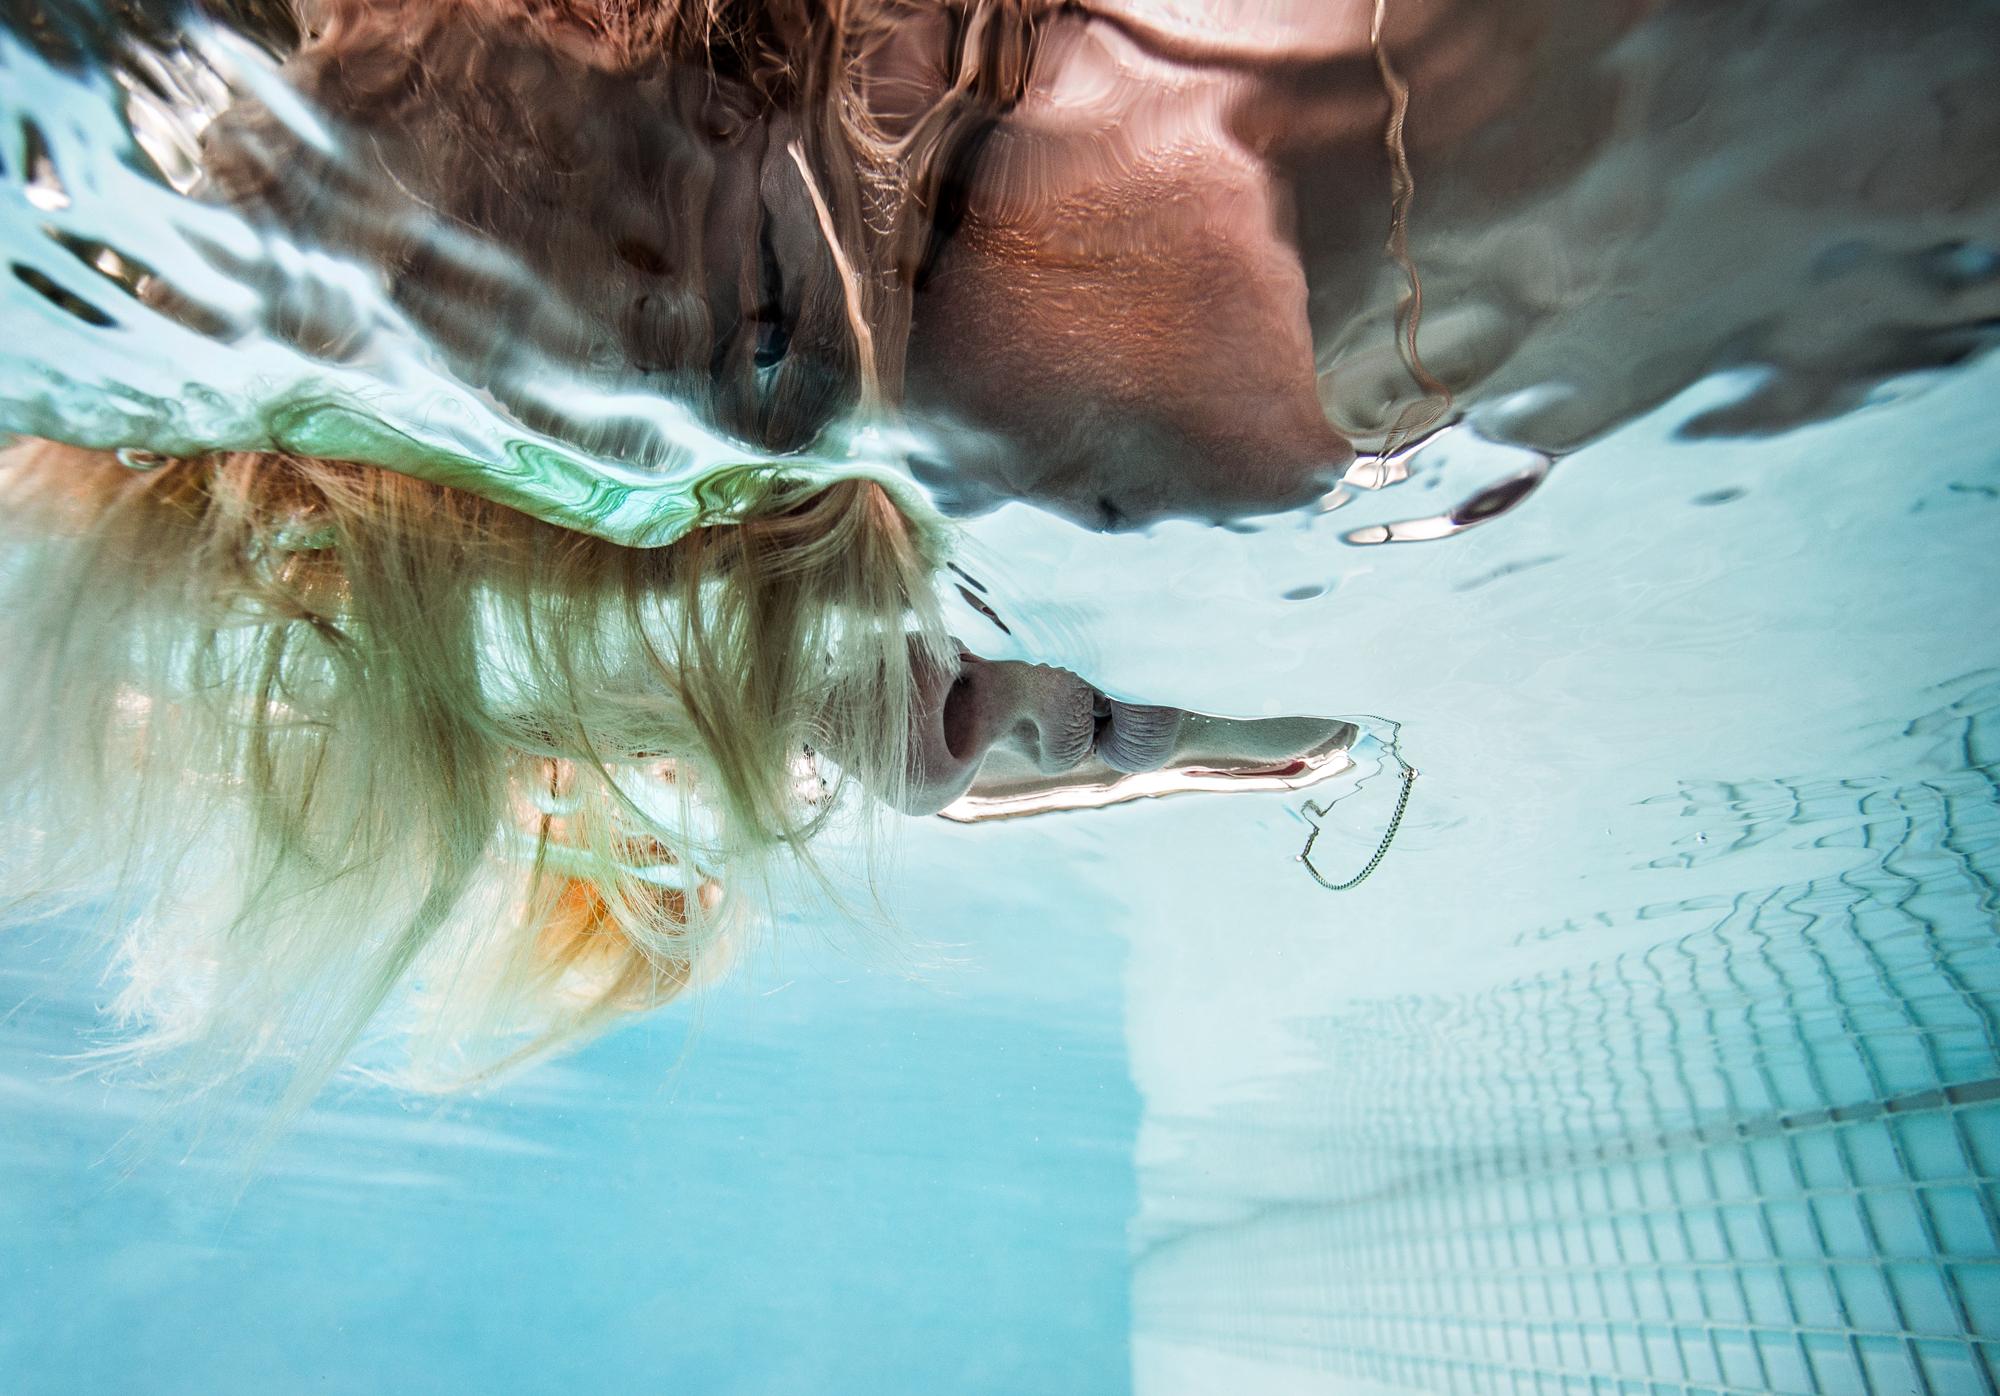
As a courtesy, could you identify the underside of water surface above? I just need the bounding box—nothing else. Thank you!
[3,0,1999,1392]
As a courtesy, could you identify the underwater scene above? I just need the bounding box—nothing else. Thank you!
[2,0,1997,1391]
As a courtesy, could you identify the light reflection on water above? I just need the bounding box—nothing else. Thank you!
[3,1,2000,1392]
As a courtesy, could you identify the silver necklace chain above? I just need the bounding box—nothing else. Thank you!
[1299,725,1417,892]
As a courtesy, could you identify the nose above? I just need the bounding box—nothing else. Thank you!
[893,654,1098,815]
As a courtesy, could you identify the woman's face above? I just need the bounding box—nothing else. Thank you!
[893,651,1352,817]
[226,18,1354,818]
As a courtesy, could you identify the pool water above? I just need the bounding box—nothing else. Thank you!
[4,3,2000,1392]
[5,356,1996,1392]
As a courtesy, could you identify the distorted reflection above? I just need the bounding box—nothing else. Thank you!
[2,0,1997,1113]
[5,0,2000,1390]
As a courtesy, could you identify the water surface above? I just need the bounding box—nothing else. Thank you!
[3,1,1998,1391]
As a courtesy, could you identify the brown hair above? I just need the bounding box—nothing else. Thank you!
[198,0,1047,445]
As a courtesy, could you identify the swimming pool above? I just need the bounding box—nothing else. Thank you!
[5,351,1994,1390]
[3,2,1998,1391]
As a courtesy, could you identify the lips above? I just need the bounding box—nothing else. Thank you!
[897,651,1193,815]
[1025,674,1185,776]
[939,659,1182,774]
[1091,696,1183,774]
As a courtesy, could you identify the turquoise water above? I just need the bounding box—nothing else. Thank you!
[1,891,1142,1392]
[5,3,2000,1392]
[5,360,1997,1391]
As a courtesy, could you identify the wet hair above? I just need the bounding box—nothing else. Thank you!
[0,0,1041,1104]
[0,442,942,1102]
[204,0,1048,434]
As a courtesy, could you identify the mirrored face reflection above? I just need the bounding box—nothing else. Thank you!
[898,12,1356,530]
[165,0,1368,537]
[893,650,1356,818]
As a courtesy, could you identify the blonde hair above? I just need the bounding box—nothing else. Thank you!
[0,0,1064,1109]
[0,0,1052,1107]
[0,439,946,1104]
